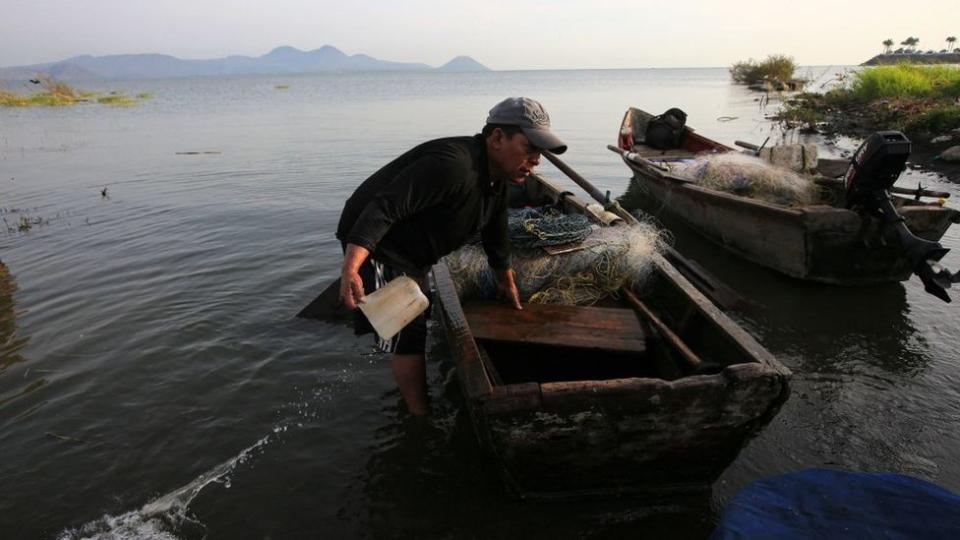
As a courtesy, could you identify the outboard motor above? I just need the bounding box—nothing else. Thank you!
[844,131,958,302]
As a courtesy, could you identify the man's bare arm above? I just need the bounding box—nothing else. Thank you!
[340,243,371,310]
[493,267,522,310]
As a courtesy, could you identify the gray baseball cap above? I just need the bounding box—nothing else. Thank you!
[486,97,567,154]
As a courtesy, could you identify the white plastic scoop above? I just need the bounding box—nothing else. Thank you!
[358,276,430,341]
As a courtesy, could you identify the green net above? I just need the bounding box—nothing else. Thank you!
[508,207,593,248]
[445,221,667,306]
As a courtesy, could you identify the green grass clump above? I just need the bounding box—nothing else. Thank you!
[731,55,797,85]
[778,104,823,131]
[0,91,75,106]
[849,64,960,100]
[0,90,30,107]
[902,105,960,133]
[0,78,78,106]
[96,92,136,106]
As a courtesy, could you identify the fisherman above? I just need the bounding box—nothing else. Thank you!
[336,97,567,415]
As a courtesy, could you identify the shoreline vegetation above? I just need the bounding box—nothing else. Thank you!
[0,76,150,107]
[776,64,960,166]
[779,64,960,131]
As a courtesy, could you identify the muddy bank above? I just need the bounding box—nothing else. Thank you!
[778,94,960,181]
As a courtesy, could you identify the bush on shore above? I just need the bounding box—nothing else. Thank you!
[730,55,797,85]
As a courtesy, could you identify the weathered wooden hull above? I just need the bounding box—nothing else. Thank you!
[433,174,790,499]
[477,366,786,498]
[617,107,960,285]
[626,171,960,284]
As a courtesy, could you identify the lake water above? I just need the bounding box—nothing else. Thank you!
[1,68,958,539]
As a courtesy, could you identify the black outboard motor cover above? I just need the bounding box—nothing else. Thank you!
[843,131,957,302]
[844,131,911,209]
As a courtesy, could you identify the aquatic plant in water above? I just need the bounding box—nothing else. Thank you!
[0,76,151,107]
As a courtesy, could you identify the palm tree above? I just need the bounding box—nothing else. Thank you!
[899,37,921,53]
[883,39,894,54]
[948,36,957,52]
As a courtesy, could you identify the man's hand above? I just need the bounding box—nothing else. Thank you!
[493,267,522,310]
[340,269,365,310]
[341,243,371,310]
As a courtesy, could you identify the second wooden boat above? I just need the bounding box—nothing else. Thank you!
[612,107,960,286]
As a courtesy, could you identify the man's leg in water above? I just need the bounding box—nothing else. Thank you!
[391,353,428,415]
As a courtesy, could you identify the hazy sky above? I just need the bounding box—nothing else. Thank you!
[2,0,957,69]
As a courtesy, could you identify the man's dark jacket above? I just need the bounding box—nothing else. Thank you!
[336,135,510,274]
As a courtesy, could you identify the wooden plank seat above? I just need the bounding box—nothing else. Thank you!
[462,301,646,354]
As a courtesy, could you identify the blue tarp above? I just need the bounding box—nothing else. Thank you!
[711,468,960,539]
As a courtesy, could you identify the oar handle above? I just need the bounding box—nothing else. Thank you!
[622,287,702,369]
[606,145,670,172]
[543,150,638,225]
[543,150,609,204]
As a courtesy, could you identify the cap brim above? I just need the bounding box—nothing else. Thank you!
[522,127,567,155]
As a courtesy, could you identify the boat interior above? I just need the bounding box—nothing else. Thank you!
[449,175,762,387]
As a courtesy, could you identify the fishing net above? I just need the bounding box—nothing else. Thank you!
[508,207,593,248]
[445,219,667,306]
[673,153,817,206]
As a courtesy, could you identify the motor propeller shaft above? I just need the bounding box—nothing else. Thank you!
[845,131,957,302]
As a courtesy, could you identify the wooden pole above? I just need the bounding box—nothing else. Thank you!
[621,288,702,370]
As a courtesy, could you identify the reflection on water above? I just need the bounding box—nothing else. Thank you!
[0,261,41,411]
[0,261,28,373]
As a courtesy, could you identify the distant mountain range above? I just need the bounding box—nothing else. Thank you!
[0,46,490,80]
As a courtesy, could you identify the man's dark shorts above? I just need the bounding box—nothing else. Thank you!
[354,257,431,355]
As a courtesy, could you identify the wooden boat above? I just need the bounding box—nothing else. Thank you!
[612,107,960,285]
[431,172,791,500]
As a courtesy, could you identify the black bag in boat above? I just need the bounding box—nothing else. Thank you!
[645,108,688,150]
